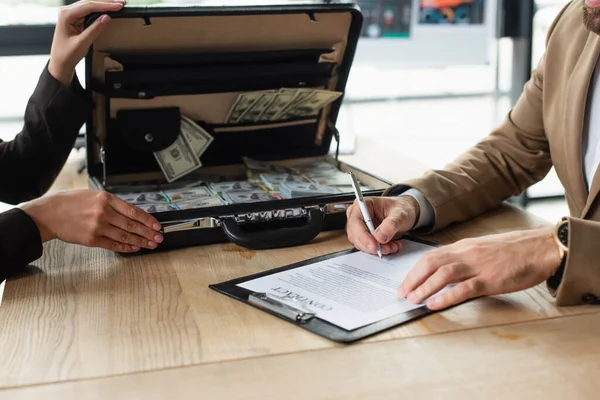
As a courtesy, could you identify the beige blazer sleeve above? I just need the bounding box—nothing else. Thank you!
[384,4,569,233]
[384,55,553,232]
[384,2,600,307]
[549,217,600,306]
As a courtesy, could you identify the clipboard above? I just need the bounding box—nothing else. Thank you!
[209,237,440,343]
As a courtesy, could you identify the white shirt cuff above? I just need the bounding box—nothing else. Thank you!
[400,188,435,230]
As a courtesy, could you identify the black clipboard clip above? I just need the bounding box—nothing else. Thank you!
[248,292,316,324]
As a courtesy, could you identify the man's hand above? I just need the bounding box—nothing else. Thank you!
[398,228,563,310]
[346,196,420,256]
[49,0,126,86]
[22,190,163,253]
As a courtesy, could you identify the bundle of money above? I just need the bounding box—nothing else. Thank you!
[154,115,214,183]
[116,191,169,205]
[137,203,179,213]
[208,181,263,194]
[260,173,309,191]
[176,197,225,210]
[221,190,280,204]
[166,186,227,209]
[227,88,342,124]
[305,169,352,186]
[279,182,339,199]
[278,89,342,120]
[289,160,375,191]
[163,187,213,202]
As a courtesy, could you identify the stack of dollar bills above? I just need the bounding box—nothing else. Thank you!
[227,88,342,124]
[260,173,309,191]
[279,182,341,199]
[111,155,374,211]
[115,186,224,213]
[208,181,280,204]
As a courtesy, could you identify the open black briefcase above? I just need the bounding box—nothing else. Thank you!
[84,3,393,252]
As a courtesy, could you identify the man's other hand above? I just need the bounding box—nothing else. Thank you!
[398,228,564,310]
[346,196,420,256]
[49,0,126,86]
[22,190,164,253]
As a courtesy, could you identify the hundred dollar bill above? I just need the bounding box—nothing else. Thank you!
[261,92,298,121]
[209,181,262,193]
[282,90,343,119]
[271,88,305,120]
[290,88,316,105]
[176,197,225,210]
[154,134,202,183]
[260,173,309,191]
[164,187,214,203]
[279,182,339,199]
[180,115,214,159]
[276,88,316,118]
[116,191,169,205]
[306,169,353,186]
[239,91,277,123]
[227,92,264,124]
[137,203,179,213]
[221,190,279,204]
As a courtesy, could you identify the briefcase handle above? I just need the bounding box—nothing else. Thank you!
[221,208,324,250]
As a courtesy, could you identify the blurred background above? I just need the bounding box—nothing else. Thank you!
[0,0,572,221]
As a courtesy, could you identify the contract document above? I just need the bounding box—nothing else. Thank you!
[238,239,448,331]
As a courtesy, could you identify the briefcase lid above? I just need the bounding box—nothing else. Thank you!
[84,3,363,181]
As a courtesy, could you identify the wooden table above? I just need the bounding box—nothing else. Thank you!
[2,140,599,399]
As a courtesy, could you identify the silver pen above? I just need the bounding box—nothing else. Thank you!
[349,172,382,259]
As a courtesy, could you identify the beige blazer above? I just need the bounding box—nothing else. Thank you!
[385,0,600,306]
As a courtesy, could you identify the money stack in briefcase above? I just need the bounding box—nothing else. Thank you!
[84,3,392,252]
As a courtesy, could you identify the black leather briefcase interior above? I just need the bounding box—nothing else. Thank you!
[84,3,393,252]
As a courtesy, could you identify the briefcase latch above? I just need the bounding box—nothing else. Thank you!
[161,218,218,234]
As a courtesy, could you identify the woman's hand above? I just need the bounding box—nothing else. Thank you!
[22,190,163,253]
[48,0,126,86]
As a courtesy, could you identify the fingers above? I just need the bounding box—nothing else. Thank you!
[107,194,162,232]
[398,250,454,298]
[380,240,402,255]
[405,262,470,304]
[106,207,163,245]
[374,207,411,244]
[425,279,485,310]
[67,0,126,19]
[102,225,158,250]
[93,236,141,254]
[346,201,379,254]
[78,13,112,48]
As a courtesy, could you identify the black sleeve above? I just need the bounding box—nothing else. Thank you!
[0,209,43,281]
[0,63,92,205]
